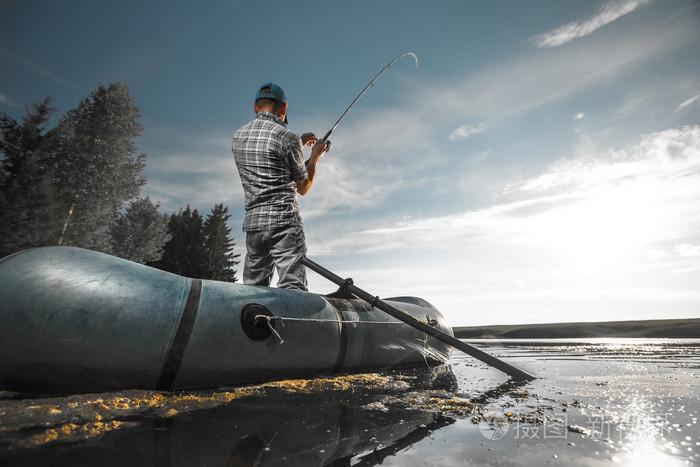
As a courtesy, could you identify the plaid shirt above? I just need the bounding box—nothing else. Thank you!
[233,112,308,232]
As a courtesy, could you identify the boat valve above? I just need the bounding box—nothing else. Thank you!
[241,304,276,341]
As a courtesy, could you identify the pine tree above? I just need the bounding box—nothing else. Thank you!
[151,206,208,278]
[52,82,145,252]
[110,197,171,264]
[0,98,62,257]
[203,203,240,282]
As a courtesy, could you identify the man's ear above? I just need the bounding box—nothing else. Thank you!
[280,102,288,118]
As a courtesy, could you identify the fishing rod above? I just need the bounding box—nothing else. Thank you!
[319,52,419,151]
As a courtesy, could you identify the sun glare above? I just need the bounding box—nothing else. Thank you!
[529,180,665,271]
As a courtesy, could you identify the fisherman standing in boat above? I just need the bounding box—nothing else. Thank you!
[233,83,327,291]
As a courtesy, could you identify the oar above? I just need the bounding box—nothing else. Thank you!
[301,257,537,381]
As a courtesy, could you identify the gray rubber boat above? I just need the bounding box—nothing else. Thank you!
[0,247,453,393]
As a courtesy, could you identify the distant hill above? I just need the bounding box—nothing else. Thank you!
[453,318,700,339]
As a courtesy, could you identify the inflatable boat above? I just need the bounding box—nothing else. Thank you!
[0,247,453,393]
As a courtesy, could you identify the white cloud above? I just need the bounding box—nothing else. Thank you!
[142,132,242,213]
[307,125,700,325]
[296,14,695,223]
[448,123,486,141]
[674,93,700,113]
[191,12,695,228]
[676,243,700,257]
[511,126,700,193]
[646,248,668,260]
[611,90,650,120]
[143,176,241,214]
[533,0,650,48]
[427,12,692,125]
[574,112,585,120]
[295,107,438,218]
[136,6,697,312]
[149,151,237,176]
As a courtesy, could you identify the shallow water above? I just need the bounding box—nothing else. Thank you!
[1,338,699,466]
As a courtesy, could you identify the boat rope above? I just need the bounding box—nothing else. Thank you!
[255,314,409,326]
[256,314,442,373]
[259,315,285,344]
[254,313,439,358]
[418,331,438,374]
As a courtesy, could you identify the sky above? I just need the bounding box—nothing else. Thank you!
[1,0,699,326]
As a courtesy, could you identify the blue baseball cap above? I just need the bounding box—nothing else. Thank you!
[255,82,288,123]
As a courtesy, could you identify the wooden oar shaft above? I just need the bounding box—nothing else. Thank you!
[301,257,536,381]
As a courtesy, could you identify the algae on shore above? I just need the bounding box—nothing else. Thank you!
[0,371,422,449]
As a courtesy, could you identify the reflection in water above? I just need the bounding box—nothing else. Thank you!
[1,366,465,466]
[331,416,455,467]
[155,394,443,467]
[2,339,698,466]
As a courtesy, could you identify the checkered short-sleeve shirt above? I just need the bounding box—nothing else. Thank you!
[233,112,308,232]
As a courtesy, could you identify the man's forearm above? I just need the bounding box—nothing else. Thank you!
[305,156,319,183]
[297,138,326,195]
[298,155,320,195]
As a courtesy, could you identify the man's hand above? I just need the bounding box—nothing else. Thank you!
[300,133,317,147]
[310,139,328,160]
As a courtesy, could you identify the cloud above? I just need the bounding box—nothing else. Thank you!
[307,125,700,324]
[533,0,650,48]
[137,2,696,272]
[674,93,700,113]
[141,131,242,213]
[295,107,438,219]
[426,11,693,125]
[510,126,700,194]
[141,111,437,224]
[296,13,695,223]
[149,151,237,176]
[143,8,694,227]
[574,112,585,120]
[143,171,241,214]
[676,243,700,257]
[0,93,7,105]
[448,123,486,141]
[0,49,78,90]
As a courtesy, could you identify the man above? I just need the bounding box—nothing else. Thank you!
[232,83,327,291]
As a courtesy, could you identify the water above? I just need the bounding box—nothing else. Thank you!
[1,339,699,466]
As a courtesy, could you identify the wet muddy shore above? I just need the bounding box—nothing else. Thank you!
[1,339,698,466]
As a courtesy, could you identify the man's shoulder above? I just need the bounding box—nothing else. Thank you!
[234,117,297,141]
[234,118,257,137]
[276,125,298,144]
[261,122,298,149]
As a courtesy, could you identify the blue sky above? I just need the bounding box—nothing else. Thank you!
[1,0,699,325]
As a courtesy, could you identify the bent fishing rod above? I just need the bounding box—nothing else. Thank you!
[302,55,536,381]
[319,52,419,152]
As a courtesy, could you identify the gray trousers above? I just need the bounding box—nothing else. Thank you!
[243,222,307,291]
